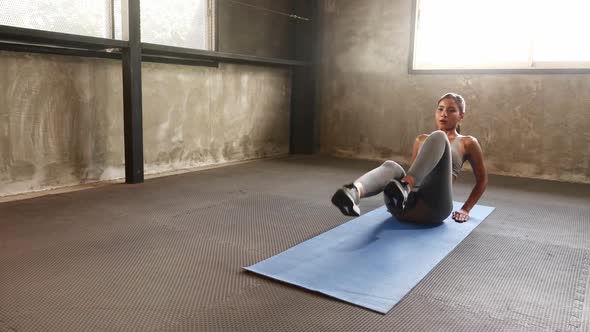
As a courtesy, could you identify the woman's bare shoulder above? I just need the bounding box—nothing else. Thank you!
[460,135,480,146]
[460,135,483,156]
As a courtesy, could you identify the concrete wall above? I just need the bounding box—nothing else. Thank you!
[318,0,590,183]
[0,51,291,196]
[218,0,295,59]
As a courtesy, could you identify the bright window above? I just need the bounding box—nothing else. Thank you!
[413,0,590,70]
[125,0,212,49]
[1,0,215,50]
[0,0,114,38]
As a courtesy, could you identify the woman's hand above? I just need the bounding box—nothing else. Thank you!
[452,209,469,223]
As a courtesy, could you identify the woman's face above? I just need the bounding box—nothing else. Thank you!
[435,97,464,131]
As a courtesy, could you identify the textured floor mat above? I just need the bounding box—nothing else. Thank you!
[1,156,589,331]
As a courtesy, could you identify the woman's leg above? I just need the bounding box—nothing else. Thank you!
[332,160,406,216]
[389,131,453,223]
[355,160,406,197]
[406,131,452,190]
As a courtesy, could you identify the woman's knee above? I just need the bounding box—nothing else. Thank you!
[428,130,449,142]
[381,160,405,175]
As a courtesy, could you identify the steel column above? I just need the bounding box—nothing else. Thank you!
[290,1,319,154]
[121,0,144,183]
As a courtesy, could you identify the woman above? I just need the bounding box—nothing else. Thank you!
[331,93,487,224]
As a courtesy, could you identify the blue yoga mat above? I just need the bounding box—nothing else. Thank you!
[244,201,495,314]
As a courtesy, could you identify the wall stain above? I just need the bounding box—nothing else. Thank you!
[1,53,291,196]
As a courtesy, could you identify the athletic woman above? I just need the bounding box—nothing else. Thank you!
[331,93,488,224]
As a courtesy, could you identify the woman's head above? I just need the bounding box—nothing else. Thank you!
[435,93,465,132]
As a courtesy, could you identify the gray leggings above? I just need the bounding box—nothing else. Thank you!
[355,131,453,223]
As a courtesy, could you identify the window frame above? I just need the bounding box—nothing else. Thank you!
[0,0,308,68]
[409,0,590,74]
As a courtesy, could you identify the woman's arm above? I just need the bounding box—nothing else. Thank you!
[453,136,488,222]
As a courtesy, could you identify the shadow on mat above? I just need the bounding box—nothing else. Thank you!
[335,217,442,252]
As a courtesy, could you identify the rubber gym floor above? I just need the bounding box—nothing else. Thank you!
[1,155,589,331]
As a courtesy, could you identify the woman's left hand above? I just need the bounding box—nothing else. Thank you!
[452,209,470,223]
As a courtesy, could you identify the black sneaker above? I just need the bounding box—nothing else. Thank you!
[331,184,361,217]
[383,179,410,211]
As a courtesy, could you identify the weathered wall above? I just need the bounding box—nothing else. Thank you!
[142,62,291,174]
[0,53,123,195]
[319,0,590,183]
[0,51,290,196]
[218,0,296,59]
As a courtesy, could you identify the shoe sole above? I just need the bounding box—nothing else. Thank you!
[331,189,360,217]
[384,180,408,210]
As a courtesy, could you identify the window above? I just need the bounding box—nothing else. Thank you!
[0,0,114,38]
[115,0,213,49]
[1,0,215,50]
[412,0,590,70]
